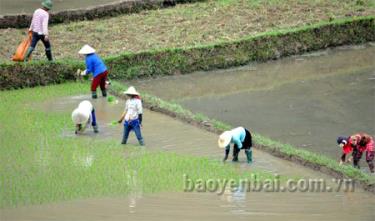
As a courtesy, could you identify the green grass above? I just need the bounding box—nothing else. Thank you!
[110,80,375,186]
[0,82,276,208]
[0,0,373,61]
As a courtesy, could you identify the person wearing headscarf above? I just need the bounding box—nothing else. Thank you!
[349,133,374,173]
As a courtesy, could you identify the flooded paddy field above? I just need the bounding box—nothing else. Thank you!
[0,0,124,15]
[129,44,375,167]
[2,191,374,221]
[2,93,374,221]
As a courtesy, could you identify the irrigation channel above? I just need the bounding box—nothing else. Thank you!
[0,0,123,15]
[2,91,375,220]
[130,43,375,172]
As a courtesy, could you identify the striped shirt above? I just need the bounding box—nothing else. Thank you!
[29,8,49,35]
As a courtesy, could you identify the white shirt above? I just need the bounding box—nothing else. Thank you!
[124,98,142,121]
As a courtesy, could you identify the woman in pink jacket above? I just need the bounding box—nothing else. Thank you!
[349,133,374,173]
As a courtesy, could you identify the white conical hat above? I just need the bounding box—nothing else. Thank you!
[218,131,232,148]
[78,100,93,113]
[72,108,90,124]
[78,44,96,55]
[123,86,139,96]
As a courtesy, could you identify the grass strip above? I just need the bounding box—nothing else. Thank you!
[110,81,375,192]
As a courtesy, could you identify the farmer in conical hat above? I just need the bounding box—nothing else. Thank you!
[24,0,54,61]
[72,100,99,134]
[118,86,144,146]
[78,44,109,99]
[218,127,253,164]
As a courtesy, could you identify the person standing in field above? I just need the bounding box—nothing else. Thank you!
[218,127,253,164]
[78,44,109,99]
[24,0,53,61]
[118,86,144,146]
[71,100,99,134]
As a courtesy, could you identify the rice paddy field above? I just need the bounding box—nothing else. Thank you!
[0,83,278,208]
[0,0,374,61]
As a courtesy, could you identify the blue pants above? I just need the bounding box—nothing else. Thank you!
[27,32,52,61]
[122,119,144,145]
[91,109,97,126]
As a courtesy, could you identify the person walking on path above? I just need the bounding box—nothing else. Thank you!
[24,0,53,61]
[71,100,99,134]
[218,127,253,164]
[118,86,144,146]
[78,44,109,99]
[349,133,374,173]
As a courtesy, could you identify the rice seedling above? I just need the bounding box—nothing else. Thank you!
[0,82,276,208]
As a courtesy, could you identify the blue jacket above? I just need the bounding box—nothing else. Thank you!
[229,127,246,149]
[85,53,107,78]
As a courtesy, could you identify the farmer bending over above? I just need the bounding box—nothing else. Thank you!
[349,133,374,173]
[218,127,253,164]
[71,100,99,134]
[336,136,353,165]
[24,0,53,61]
[78,45,109,99]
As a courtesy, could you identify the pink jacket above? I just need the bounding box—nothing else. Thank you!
[29,8,49,35]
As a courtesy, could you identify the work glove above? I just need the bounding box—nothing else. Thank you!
[80,70,87,76]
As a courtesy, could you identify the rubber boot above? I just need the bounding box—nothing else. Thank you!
[45,48,53,61]
[139,139,145,146]
[223,149,229,162]
[368,161,374,173]
[93,125,99,133]
[102,89,107,97]
[92,91,98,99]
[353,160,360,169]
[24,47,34,61]
[245,149,253,164]
[232,148,239,162]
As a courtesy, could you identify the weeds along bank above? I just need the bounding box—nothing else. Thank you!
[0,0,206,29]
[0,82,276,208]
[0,16,374,90]
[109,81,375,193]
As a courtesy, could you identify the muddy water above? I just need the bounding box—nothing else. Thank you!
[2,94,371,221]
[39,95,331,178]
[0,0,127,15]
[2,191,375,221]
[130,44,375,167]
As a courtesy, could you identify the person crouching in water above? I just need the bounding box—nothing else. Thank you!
[336,136,353,165]
[349,133,374,173]
[118,86,144,146]
[71,100,99,134]
[78,44,109,99]
[218,127,253,164]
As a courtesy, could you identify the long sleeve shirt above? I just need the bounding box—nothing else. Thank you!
[29,8,49,35]
[230,127,246,149]
[124,98,143,122]
[85,53,107,78]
